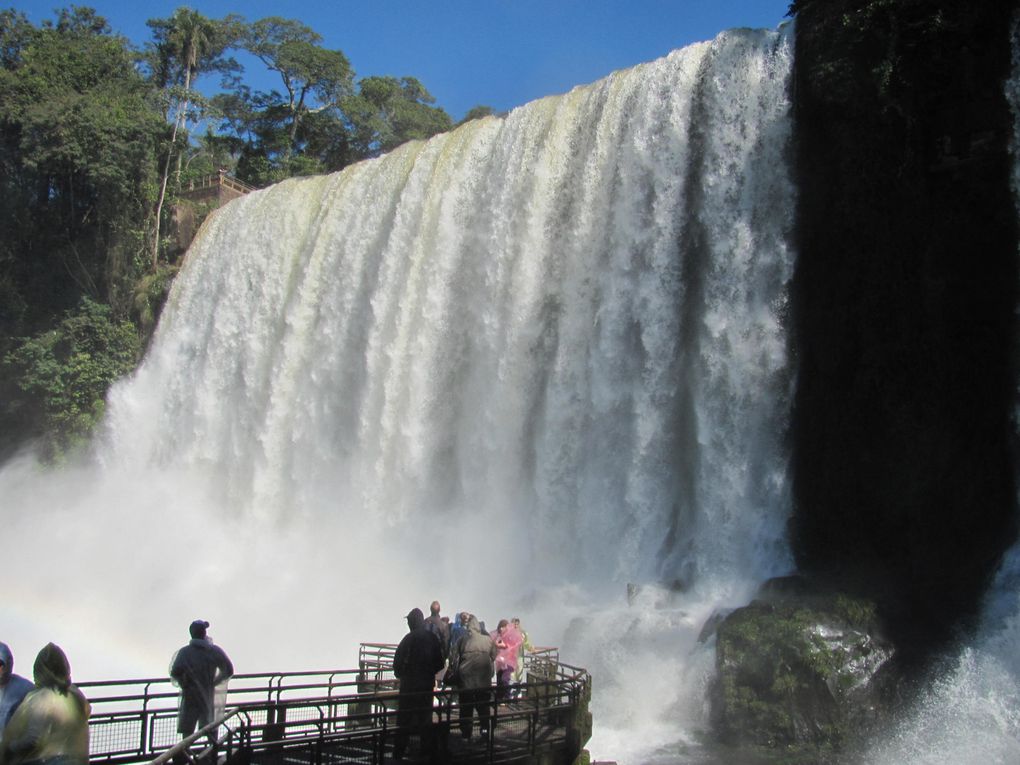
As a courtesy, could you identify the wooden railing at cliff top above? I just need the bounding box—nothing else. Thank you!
[184,172,256,196]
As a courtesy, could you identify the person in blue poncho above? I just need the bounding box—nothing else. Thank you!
[0,642,34,736]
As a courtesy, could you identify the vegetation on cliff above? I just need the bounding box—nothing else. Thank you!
[0,5,490,460]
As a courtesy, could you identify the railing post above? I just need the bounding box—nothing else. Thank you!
[264,701,286,742]
[141,681,153,758]
[564,672,593,763]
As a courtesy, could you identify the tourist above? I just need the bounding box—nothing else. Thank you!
[510,617,533,688]
[0,643,34,735]
[447,614,497,741]
[491,619,523,703]
[423,600,451,683]
[392,608,444,761]
[449,612,468,653]
[0,643,90,765]
[169,620,233,743]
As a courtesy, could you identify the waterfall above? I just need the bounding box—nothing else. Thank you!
[1,25,794,764]
[109,23,794,587]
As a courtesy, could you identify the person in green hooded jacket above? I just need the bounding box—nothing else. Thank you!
[0,643,90,765]
[446,614,497,741]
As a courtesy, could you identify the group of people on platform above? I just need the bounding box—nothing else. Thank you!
[0,604,533,765]
[392,601,533,761]
[0,621,233,765]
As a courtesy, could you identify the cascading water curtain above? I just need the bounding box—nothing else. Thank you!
[105,26,795,594]
[3,25,795,763]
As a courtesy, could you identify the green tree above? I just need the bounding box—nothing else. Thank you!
[242,17,354,164]
[145,7,240,270]
[343,75,453,159]
[210,81,295,184]
[0,7,161,322]
[3,297,140,461]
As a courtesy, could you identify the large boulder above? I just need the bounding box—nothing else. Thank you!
[709,578,894,756]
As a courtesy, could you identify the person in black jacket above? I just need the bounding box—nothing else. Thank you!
[392,608,444,761]
[169,620,233,743]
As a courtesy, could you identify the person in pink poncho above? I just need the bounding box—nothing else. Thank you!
[490,619,522,703]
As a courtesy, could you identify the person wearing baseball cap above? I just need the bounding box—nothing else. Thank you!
[169,619,233,744]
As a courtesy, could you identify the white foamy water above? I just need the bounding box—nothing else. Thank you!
[863,549,1020,765]
[1,26,795,763]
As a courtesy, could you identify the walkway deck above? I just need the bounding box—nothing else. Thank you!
[82,644,591,765]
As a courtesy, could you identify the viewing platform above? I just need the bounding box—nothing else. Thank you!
[82,643,592,765]
[172,172,256,254]
[179,172,256,205]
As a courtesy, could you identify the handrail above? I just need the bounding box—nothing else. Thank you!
[182,172,256,195]
[149,709,242,765]
[84,669,367,764]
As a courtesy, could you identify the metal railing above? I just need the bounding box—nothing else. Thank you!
[184,172,256,196]
[83,669,366,764]
[85,644,588,765]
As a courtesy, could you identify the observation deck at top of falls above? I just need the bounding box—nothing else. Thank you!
[171,172,256,254]
[82,643,593,765]
[179,172,257,205]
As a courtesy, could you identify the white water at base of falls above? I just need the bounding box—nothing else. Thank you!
[860,549,1020,765]
[0,26,795,764]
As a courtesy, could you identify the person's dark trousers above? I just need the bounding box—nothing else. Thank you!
[458,687,492,739]
[393,681,434,760]
[495,668,513,703]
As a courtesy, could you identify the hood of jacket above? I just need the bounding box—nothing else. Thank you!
[466,614,482,634]
[406,608,425,631]
[33,642,72,692]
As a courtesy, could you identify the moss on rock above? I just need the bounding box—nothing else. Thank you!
[710,579,893,757]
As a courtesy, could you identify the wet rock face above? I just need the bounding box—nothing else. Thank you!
[789,0,1020,654]
[709,590,894,753]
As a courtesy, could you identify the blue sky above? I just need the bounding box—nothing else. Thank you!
[11,0,792,121]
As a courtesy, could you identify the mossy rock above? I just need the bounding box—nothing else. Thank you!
[709,578,894,755]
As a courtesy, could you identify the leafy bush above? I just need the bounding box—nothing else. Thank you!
[3,297,140,460]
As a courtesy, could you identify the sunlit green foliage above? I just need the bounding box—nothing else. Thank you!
[0,4,465,456]
[241,17,353,164]
[3,298,140,460]
[144,8,242,270]
[343,76,453,157]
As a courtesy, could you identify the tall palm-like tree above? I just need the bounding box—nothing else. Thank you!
[147,8,236,270]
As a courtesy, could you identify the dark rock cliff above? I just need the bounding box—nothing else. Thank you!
[789,0,1019,659]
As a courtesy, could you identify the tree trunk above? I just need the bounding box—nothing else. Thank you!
[151,65,193,271]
